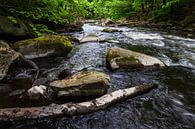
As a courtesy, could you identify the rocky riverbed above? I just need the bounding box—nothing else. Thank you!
[0,22,195,129]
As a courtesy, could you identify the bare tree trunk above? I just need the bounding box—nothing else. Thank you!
[0,84,157,121]
[141,3,145,13]
[163,0,167,5]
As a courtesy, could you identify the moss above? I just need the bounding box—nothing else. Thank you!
[36,35,72,46]
[107,48,144,69]
[107,49,141,62]
[115,56,143,67]
[14,35,73,50]
[16,35,72,45]
[116,56,141,63]
[13,35,73,58]
[106,48,120,62]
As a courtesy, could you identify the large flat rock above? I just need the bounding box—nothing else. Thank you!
[106,47,165,70]
[14,35,73,59]
[50,71,111,97]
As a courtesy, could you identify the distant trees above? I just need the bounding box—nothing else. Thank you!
[0,0,82,25]
[1,0,192,22]
[89,0,194,21]
[0,0,86,35]
[0,0,193,35]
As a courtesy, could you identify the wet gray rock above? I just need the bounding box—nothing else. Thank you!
[102,28,122,33]
[14,35,73,59]
[0,16,35,42]
[27,71,111,99]
[50,71,111,98]
[107,47,165,70]
[0,40,22,80]
[80,34,100,43]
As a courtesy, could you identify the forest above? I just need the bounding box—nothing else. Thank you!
[0,0,195,129]
[0,0,194,36]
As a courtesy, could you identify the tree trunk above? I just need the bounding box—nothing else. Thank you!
[0,84,157,121]
[163,0,166,5]
[141,3,145,13]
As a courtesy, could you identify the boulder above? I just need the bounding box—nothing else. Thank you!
[50,71,111,98]
[0,40,22,80]
[106,47,165,70]
[14,35,73,59]
[80,34,99,43]
[102,28,122,33]
[0,16,35,42]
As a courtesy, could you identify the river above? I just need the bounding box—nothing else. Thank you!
[0,23,195,129]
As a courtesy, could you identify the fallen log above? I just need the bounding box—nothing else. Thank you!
[0,84,157,121]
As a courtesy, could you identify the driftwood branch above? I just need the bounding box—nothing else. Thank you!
[0,84,156,121]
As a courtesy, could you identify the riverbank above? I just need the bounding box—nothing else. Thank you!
[127,20,195,38]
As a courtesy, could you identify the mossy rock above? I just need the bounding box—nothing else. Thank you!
[114,56,143,69]
[49,71,111,98]
[0,40,23,80]
[14,35,73,59]
[0,16,35,42]
[106,47,165,70]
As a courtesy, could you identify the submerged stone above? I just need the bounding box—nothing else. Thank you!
[49,71,111,98]
[14,35,73,59]
[106,47,165,70]
[80,34,99,43]
[102,28,122,33]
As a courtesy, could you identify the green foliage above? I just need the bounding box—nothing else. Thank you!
[0,0,82,24]
[76,0,93,18]
[88,0,134,19]
[0,0,84,35]
[31,24,55,37]
[90,0,194,21]
[0,0,193,35]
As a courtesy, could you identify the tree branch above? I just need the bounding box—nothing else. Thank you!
[0,84,157,121]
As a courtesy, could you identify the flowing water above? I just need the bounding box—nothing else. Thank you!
[0,23,195,129]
